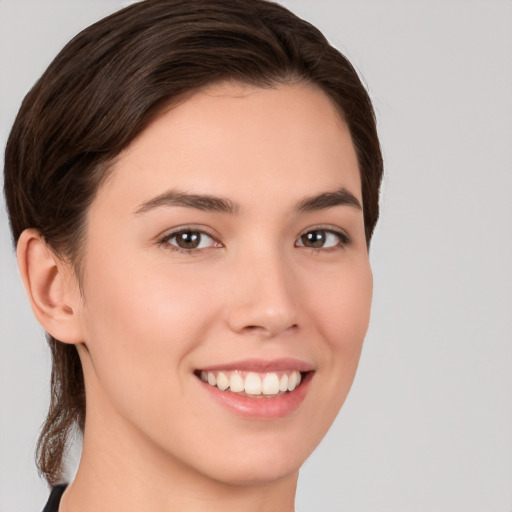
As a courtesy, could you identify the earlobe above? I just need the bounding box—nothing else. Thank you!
[16,229,84,344]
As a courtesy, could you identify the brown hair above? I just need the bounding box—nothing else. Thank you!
[4,0,383,485]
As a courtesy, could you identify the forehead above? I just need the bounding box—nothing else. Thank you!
[94,82,361,214]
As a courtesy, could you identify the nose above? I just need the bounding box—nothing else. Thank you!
[226,249,299,338]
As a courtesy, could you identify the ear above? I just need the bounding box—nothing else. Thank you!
[16,229,84,344]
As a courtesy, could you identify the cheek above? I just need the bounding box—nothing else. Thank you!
[78,256,220,404]
[83,254,216,341]
[306,256,372,404]
[77,259,230,459]
[312,257,372,350]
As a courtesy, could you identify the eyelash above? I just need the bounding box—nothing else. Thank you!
[158,226,351,254]
[158,226,221,254]
[295,227,351,252]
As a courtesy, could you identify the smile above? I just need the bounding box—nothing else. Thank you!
[195,359,314,418]
[198,370,303,397]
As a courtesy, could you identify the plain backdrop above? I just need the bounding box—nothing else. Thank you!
[1,1,511,511]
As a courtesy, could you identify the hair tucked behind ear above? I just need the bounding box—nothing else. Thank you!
[4,0,383,485]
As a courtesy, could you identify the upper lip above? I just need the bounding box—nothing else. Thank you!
[197,358,315,373]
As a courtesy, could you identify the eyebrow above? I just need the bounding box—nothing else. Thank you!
[296,187,362,212]
[134,186,362,215]
[134,190,239,215]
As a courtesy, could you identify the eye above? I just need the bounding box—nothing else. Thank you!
[161,229,220,252]
[296,228,349,250]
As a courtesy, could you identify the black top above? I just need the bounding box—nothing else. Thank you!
[42,485,67,512]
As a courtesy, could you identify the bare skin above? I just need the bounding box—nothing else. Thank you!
[18,82,372,512]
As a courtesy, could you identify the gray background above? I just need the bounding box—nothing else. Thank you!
[1,1,511,511]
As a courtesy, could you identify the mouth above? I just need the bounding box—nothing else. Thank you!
[194,359,314,418]
[194,369,307,398]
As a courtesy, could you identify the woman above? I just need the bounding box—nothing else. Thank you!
[4,0,383,510]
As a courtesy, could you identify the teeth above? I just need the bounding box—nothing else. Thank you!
[287,371,301,391]
[229,372,244,393]
[200,369,303,396]
[244,373,262,395]
[207,373,217,387]
[216,372,229,391]
[262,373,280,395]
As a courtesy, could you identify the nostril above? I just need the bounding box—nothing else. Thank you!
[241,325,270,334]
[241,323,298,336]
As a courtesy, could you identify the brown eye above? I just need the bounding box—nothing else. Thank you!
[163,230,218,251]
[175,231,202,249]
[300,230,327,248]
[296,229,348,249]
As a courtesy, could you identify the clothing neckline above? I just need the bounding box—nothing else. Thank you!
[42,484,67,512]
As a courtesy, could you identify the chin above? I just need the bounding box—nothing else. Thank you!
[187,431,316,487]
[205,457,301,487]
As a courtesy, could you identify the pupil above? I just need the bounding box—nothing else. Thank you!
[177,231,200,249]
[303,231,325,248]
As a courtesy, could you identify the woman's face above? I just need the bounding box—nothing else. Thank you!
[74,82,372,484]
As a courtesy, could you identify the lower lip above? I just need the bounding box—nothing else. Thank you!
[198,372,313,419]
